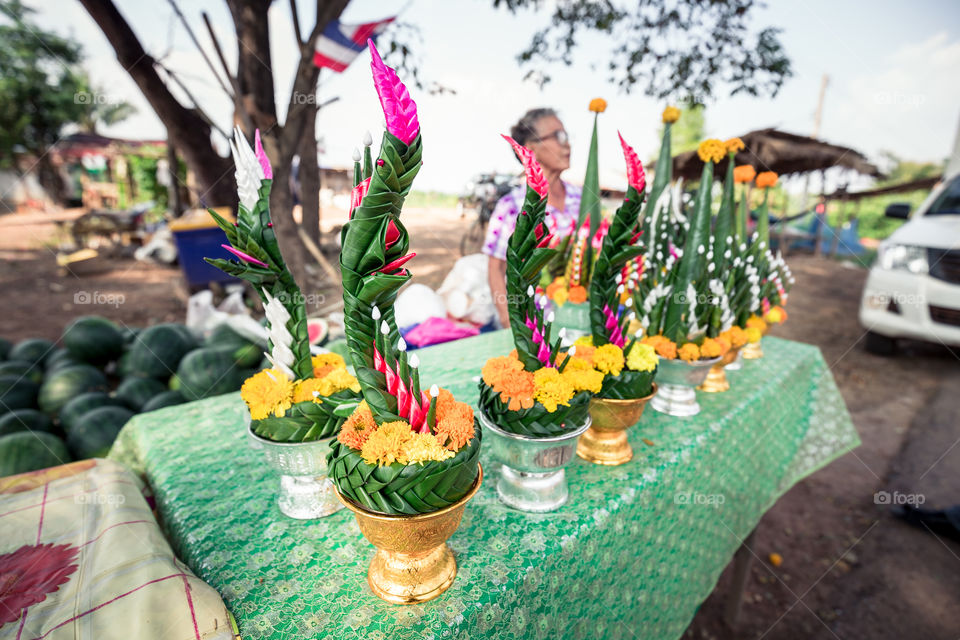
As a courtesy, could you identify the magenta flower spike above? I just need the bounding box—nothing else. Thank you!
[221,244,268,268]
[501,135,549,198]
[368,40,420,145]
[618,132,645,193]
[254,129,273,180]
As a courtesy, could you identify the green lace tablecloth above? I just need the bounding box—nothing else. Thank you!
[109,332,858,640]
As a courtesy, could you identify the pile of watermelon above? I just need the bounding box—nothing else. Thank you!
[0,316,264,478]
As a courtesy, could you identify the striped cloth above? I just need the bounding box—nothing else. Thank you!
[313,17,395,72]
[0,459,233,640]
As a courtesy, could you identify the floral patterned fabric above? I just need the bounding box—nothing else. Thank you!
[482,182,582,260]
[0,459,233,640]
[109,332,858,640]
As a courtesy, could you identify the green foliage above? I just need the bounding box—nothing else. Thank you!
[0,0,85,164]
[495,0,792,100]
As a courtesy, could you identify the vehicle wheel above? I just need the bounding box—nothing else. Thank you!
[460,219,486,256]
[864,331,897,356]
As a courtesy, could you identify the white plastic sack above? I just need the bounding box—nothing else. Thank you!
[395,283,448,328]
[437,253,496,325]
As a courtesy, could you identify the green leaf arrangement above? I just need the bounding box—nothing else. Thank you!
[204,128,361,443]
[587,133,656,399]
[476,136,592,437]
[325,41,480,515]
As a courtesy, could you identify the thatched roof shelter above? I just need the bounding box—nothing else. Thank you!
[658,128,882,182]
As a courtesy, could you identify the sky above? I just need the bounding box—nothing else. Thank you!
[33,0,960,194]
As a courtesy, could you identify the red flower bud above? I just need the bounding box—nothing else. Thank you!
[378,252,416,274]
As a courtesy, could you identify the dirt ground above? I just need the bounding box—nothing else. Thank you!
[2,206,958,638]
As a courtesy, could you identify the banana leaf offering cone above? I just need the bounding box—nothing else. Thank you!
[576,134,660,465]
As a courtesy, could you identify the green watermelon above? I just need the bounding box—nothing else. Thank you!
[62,316,125,365]
[0,338,12,361]
[141,390,186,412]
[115,377,166,411]
[0,360,43,384]
[206,323,251,347]
[176,348,250,401]
[59,392,124,433]
[126,324,199,379]
[0,375,40,415]
[66,406,133,458]
[45,348,84,372]
[9,339,54,366]
[0,409,54,437]
[38,365,109,415]
[120,325,140,347]
[0,431,70,476]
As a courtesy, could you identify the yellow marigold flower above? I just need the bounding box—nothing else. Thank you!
[700,337,726,359]
[573,335,594,347]
[678,343,701,362]
[745,327,762,343]
[746,315,768,332]
[562,368,604,394]
[626,342,658,372]
[593,343,625,377]
[733,165,756,184]
[662,105,680,124]
[316,368,361,396]
[765,306,787,324]
[402,432,454,464]
[725,137,745,154]
[361,420,414,466]
[551,286,569,307]
[589,98,607,113]
[533,367,575,413]
[756,171,779,189]
[561,354,593,372]
[311,352,347,378]
[241,368,294,420]
[338,400,376,450]
[292,378,325,404]
[697,139,726,164]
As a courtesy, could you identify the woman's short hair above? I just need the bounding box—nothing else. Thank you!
[510,108,558,147]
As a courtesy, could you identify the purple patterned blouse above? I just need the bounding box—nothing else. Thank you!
[481,182,582,261]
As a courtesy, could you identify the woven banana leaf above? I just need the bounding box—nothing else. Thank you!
[598,368,656,400]
[477,381,591,437]
[327,424,482,515]
[250,390,361,443]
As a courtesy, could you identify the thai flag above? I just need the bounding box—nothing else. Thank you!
[313,16,395,72]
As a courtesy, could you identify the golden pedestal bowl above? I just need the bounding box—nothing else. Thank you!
[698,347,742,393]
[334,465,482,605]
[577,384,657,465]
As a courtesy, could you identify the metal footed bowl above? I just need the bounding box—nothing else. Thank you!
[479,411,590,513]
[724,348,744,371]
[578,384,657,466]
[650,356,721,417]
[334,466,483,605]
[246,417,343,520]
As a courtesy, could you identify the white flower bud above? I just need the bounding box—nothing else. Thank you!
[363,130,373,146]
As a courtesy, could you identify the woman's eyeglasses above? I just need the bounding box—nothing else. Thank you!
[533,129,569,146]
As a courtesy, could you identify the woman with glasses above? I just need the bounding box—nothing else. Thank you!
[483,108,580,328]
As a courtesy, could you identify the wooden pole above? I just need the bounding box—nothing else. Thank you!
[801,74,830,214]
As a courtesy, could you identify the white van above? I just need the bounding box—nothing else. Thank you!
[859,174,960,354]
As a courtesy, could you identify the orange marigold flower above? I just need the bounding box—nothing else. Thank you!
[723,326,748,348]
[746,315,768,332]
[700,337,726,359]
[483,357,535,410]
[567,285,588,304]
[697,139,726,164]
[733,165,756,184]
[589,98,607,113]
[662,106,680,124]
[678,342,701,362]
[765,306,787,324]
[725,137,745,154]
[756,171,779,189]
[435,404,475,452]
[642,335,677,360]
[338,401,376,450]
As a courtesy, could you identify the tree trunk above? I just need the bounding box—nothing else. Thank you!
[77,0,236,208]
[299,102,320,248]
